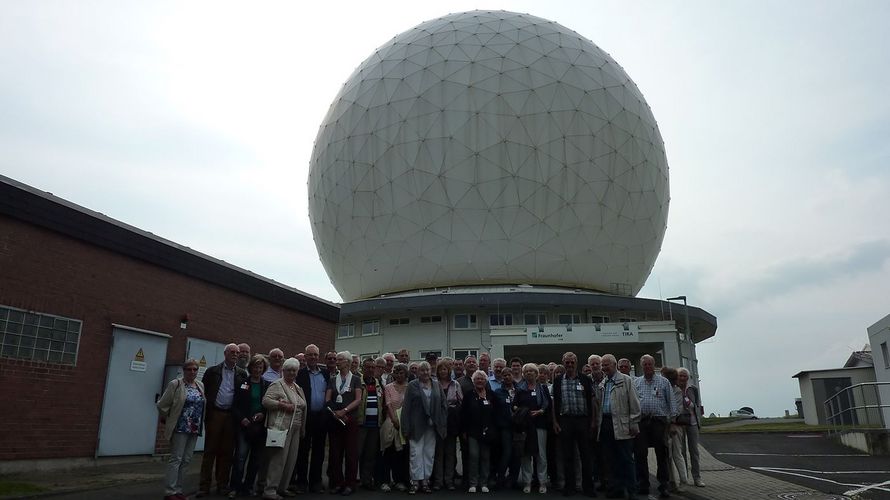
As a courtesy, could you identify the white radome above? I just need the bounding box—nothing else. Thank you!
[308,10,669,301]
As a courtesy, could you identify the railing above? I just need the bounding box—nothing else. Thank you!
[823,381,890,434]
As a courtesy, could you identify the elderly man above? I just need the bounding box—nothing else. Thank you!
[596,354,640,499]
[479,352,492,376]
[237,343,251,369]
[264,348,285,382]
[452,357,465,381]
[489,358,507,392]
[587,354,604,489]
[381,353,396,384]
[199,343,248,497]
[324,351,338,374]
[617,358,632,376]
[551,352,597,497]
[396,349,410,364]
[294,344,330,493]
[633,355,676,498]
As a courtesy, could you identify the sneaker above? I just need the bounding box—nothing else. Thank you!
[523,485,532,493]
[379,483,392,492]
[468,486,477,493]
[395,483,408,492]
[539,486,548,494]
[694,479,706,487]
[481,486,490,493]
[408,484,418,495]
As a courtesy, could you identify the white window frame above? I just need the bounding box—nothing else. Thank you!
[453,313,478,330]
[558,313,581,325]
[337,323,355,339]
[590,315,610,324]
[523,312,547,325]
[489,313,513,327]
[361,319,380,336]
[388,317,410,326]
[453,348,479,360]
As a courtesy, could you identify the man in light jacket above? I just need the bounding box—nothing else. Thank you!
[596,354,641,500]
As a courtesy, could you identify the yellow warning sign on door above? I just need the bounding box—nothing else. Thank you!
[135,348,145,362]
[199,355,207,367]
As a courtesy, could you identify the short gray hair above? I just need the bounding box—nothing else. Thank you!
[602,354,617,365]
[283,357,300,371]
[677,367,690,376]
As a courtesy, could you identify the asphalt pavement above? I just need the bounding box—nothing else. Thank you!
[700,432,890,499]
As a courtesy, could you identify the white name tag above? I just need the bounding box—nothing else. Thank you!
[483,399,490,406]
[530,391,536,397]
[506,398,512,404]
[336,395,343,404]
[240,383,248,390]
[576,384,583,391]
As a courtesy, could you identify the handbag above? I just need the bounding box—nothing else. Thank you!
[675,413,692,426]
[266,394,297,448]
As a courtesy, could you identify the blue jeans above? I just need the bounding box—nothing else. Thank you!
[230,424,266,493]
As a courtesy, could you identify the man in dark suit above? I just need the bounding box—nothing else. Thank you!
[199,343,249,497]
[293,343,330,493]
[551,351,597,497]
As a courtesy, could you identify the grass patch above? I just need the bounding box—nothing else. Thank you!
[0,481,47,496]
[700,422,876,433]
[701,416,746,427]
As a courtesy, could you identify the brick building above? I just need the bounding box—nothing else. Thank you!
[0,175,338,470]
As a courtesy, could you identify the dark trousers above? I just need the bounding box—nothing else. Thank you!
[383,446,410,485]
[497,428,520,486]
[230,425,265,493]
[358,426,381,487]
[328,417,359,489]
[200,407,236,493]
[558,415,593,494]
[294,411,327,489]
[634,416,670,493]
[600,415,635,495]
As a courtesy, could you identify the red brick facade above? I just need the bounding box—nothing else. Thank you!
[0,215,336,461]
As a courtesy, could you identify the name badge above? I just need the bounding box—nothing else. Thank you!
[576,383,583,391]
[336,395,343,404]
[483,399,490,406]
[506,398,511,404]
[240,383,248,390]
[530,391,536,397]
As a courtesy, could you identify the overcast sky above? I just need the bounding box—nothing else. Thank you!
[2,1,889,417]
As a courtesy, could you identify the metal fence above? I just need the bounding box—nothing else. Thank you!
[824,381,890,433]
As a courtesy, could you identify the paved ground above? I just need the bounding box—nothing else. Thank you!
[700,432,890,500]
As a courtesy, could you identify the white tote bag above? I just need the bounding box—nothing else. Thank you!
[266,392,297,448]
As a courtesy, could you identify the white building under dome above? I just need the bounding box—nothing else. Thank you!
[308,11,716,379]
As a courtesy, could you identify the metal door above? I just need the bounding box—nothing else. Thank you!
[97,325,170,456]
[186,337,226,451]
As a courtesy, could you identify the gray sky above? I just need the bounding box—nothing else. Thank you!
[2,1,889,417]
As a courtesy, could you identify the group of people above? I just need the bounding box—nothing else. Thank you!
[156,343,704,500]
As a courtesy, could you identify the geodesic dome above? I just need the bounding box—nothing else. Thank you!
[308,10,669,301]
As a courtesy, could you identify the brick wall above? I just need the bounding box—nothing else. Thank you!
[0,215,336,460]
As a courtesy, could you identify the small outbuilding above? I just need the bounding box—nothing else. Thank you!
[0,175,338,471]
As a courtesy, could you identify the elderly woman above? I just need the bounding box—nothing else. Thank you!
[661,366,689,491]
[157,359,206,500]
[262,357,307,500]
[230,354,271,497]
[462,370,497,493]
[432,359,462,490]
[326,350,363,496]
[381,363,410,492]
[402,361,447,494]
[516,363,551,493]
[677,367,704,488]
